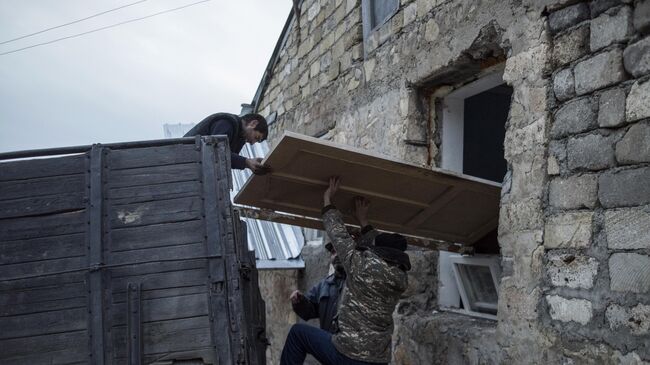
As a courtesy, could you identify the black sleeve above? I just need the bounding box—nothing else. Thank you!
[291,283,321,321]
[208,119,247,170]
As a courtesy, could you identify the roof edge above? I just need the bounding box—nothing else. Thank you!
[250,4,297,113]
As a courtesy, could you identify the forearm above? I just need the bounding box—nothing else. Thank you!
[292,298,318,320]
[322,207,355,261]
[357,224,379,248]
[231,153,247,169]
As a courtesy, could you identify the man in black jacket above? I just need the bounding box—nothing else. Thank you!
[184,112,270,174]
[290,241,346,333]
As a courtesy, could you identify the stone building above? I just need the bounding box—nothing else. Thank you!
[250,0,650,363]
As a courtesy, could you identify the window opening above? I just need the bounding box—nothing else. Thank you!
[449,254,501,319]
[436,69,511,320]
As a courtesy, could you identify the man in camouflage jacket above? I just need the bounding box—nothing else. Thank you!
[280,177,411,365]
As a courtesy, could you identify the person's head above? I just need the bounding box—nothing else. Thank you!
[325,241,345,275]
[375,233,407,252]
[241,113,268,144]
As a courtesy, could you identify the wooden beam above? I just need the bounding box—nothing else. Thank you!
[233,206,472,253]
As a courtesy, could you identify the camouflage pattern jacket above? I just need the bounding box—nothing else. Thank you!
[322,206,408,363]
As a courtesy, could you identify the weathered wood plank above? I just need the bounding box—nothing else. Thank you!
[108,242,206,266]
[112,293,209,325]
[0,272,85,292]
[0,256,86,281]
[0,174,85,201]
[2,348,88,365]
[109,196,202,228]
[0,282,86,307]
[109,180,201,205]
[140,348,216,365]
[1,296,86,317]
[0,192,85,219]
[109,260,206,279]
[111,268,208,294]
[0,330,87,360]
[0,210,85,241]
[0,233,85,265]
[109,220,204,252]
[112,285,205,304]
[109,144,199,170]
[111,317,212,359]
[107,163,199,189]
[0,307,87,339]
[0,154,86,182]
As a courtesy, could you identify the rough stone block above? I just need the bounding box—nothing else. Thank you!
[606,304,650,335]
[553,68,575,101]
[609,253,650,293]
[616,122,650,164]
[309,60,320,78]
[598,88,626,128]
[307,1,321,21]
[546,295,593,324]
[499,198,544,232]
[553,25,590,67]
[599,167,650,207]
[590,0,624,17]
[626,79,650,122]
[634,0,650,34]
[549,174,598,209]
[424,18,440,42]
[548,155,560,175]
[547,253,598,289]
[575,49,626,95]
[551,97,597,139]
[624,36,650,78]
[545,211,593,249]
[567,133,616,171]
[548,140,567,175]
[549,3,590,34]
[590,6,632,51]
[605,207,650,249]
[403,2,417,26]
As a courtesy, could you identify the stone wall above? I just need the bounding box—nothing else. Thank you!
[258,269,299,365]
[254,0,650,363]
[542,0,650,361]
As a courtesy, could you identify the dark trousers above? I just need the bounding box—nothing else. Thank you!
[280,323,386,365]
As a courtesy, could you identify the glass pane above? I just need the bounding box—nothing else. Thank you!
[456,264,498,315]
[370,0,398,30]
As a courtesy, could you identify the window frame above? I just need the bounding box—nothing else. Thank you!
[440,69,506,179]
[361,0,399,44]
[447,254,501,320]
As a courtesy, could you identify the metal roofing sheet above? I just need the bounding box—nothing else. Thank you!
[231,142,305,269]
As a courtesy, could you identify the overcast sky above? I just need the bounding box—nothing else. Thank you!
[0,0,290,153]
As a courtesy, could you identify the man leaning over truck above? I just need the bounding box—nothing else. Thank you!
[184,112,270,174]
[280,177,411,365]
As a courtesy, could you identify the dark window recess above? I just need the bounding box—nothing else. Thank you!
[462,84,512,183]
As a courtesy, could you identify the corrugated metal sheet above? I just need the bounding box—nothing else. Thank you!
[231,142,305,269]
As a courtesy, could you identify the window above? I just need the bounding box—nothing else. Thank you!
[441,70,511,183]
[437,70,512,319]
[361,0,398,39]
[448,254,501,319]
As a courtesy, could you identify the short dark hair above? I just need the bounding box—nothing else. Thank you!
[241,113,268,141]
